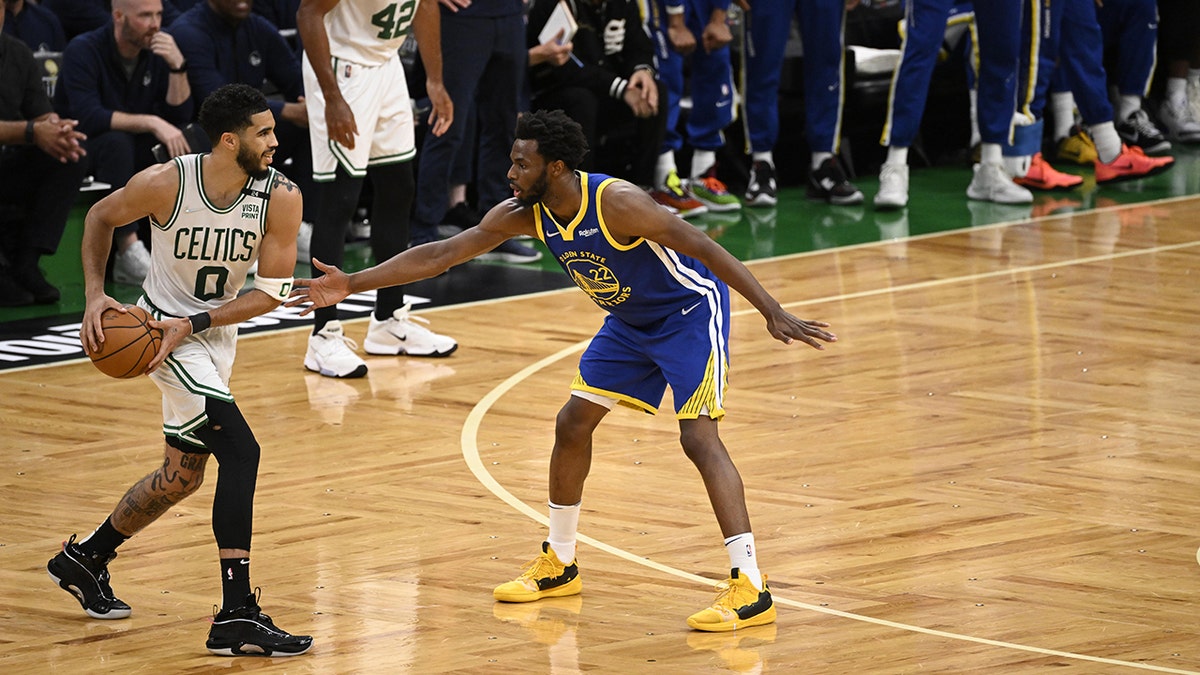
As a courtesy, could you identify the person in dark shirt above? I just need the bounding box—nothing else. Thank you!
[3,0,68,52]
[170,0,316,231]
[0,9,87,305]
[526,0,665,189]
[56,0,193,284]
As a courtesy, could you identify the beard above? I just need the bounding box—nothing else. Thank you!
[514,173,550,207]
[236,143,270,180]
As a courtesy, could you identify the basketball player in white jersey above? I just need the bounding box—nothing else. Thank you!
[50,84,312,657]
[297,0,457,379]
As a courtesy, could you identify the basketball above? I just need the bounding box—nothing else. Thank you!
[87,306,163,379]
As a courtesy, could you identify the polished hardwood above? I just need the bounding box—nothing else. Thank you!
[3,197,1200,673]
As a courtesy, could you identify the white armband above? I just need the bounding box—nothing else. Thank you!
[254,275,294,301]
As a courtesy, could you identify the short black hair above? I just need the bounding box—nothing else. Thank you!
[514,110,588,170]
[198,84,270,145]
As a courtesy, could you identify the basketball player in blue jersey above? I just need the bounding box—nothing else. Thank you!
[50,84,312,656]
[289,109,838,631]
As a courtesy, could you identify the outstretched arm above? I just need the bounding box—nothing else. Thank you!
[289,200,537,313]
[601,181,837,349]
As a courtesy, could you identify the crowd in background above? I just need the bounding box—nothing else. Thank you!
[1,0,1198,308]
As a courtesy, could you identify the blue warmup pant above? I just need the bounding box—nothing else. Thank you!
[743,0,847,154]
[881,0,960,148]
[1045,0,1112,126]
[1096,0,1157,98]
[681,0,736,151]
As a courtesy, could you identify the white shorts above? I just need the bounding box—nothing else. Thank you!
[303,53,415,181]
[140,298,237,449]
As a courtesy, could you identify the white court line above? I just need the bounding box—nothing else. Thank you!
[460,238,1200,674]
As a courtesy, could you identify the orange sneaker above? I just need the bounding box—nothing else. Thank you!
[1014,153,1082,191]
[1094,145,1175,184]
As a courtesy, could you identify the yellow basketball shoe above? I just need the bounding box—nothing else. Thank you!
[687,569,776,632]
[1055,126,1099,165]
[493,542,582,603]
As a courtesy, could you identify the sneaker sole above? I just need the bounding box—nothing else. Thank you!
[1096,161,1174,185]
[363,342,458,358]
[303,359,368,378]
[1014,178,1082,192]
[686,604,777,632]
[47,567,131,620]
[744,195,777,208]
[874,198,908,211]
[695,201,741,212]
[206,642,313,657]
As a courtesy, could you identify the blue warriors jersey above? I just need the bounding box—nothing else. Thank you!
[532,172,729,328]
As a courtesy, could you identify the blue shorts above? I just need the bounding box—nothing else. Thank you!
[572,293,731,420]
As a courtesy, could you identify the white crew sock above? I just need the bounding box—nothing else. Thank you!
[724,533,763,590]
[811,151,832,170]
[547,501,580,563]
[1089,121,1122,164]
[752,151,773,165]
[691,150,716,179]
[654,151,677,187]
[1166,77,1188,108]
[979,142,1002,164]
[1051,91,1077,140]
[886,146,909,166]
[1116,94,1141,122]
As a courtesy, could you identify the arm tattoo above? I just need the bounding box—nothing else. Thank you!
[271,173,299,193]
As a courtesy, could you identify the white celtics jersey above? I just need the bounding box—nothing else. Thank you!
[143,154,274,317]
[325,0,422,67]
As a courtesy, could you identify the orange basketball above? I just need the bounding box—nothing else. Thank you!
[87,306,163,379]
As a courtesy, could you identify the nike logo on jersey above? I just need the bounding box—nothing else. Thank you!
[545,229,562,238]
[681,301,703,315]
[184,207,202,213]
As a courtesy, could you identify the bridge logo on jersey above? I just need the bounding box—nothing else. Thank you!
[565,258,630,307]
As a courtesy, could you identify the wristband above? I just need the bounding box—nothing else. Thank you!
[188,311,212,333]
[25,120,35,144]
[666,4,684,15]
[170,60,188,73]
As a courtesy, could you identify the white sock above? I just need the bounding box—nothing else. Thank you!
[691,150,716,179]
[969,88,980,147]
[1116,95,1141,122]
[1090,121,1122,164]
[886,146,909,166]
[979,142,1002,164]
[654,151,676,187]
[1166,77,1188,108]
[547,501,580,563]
[811,151,832,170]
[1188,68,1200,86]
[724,533,763,590]
[1004,154,1031,178]
[1051,91,1077,140]
[752,151,773,165]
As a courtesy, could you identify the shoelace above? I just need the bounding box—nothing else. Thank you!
[323,331,359,351]
[518,552,562,581]
[1126,110,1161,138]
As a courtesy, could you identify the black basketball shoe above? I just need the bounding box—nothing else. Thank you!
[206,590,313,657]
[47,534,132,619]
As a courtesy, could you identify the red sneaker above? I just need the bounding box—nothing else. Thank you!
[648,170,709,218]
[1014,153,1082,191]
[1094,144,1175,184]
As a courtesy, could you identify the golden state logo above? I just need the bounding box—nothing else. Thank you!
[564,256,630,307]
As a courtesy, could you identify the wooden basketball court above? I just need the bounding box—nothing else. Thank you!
[2,196,1199,673]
